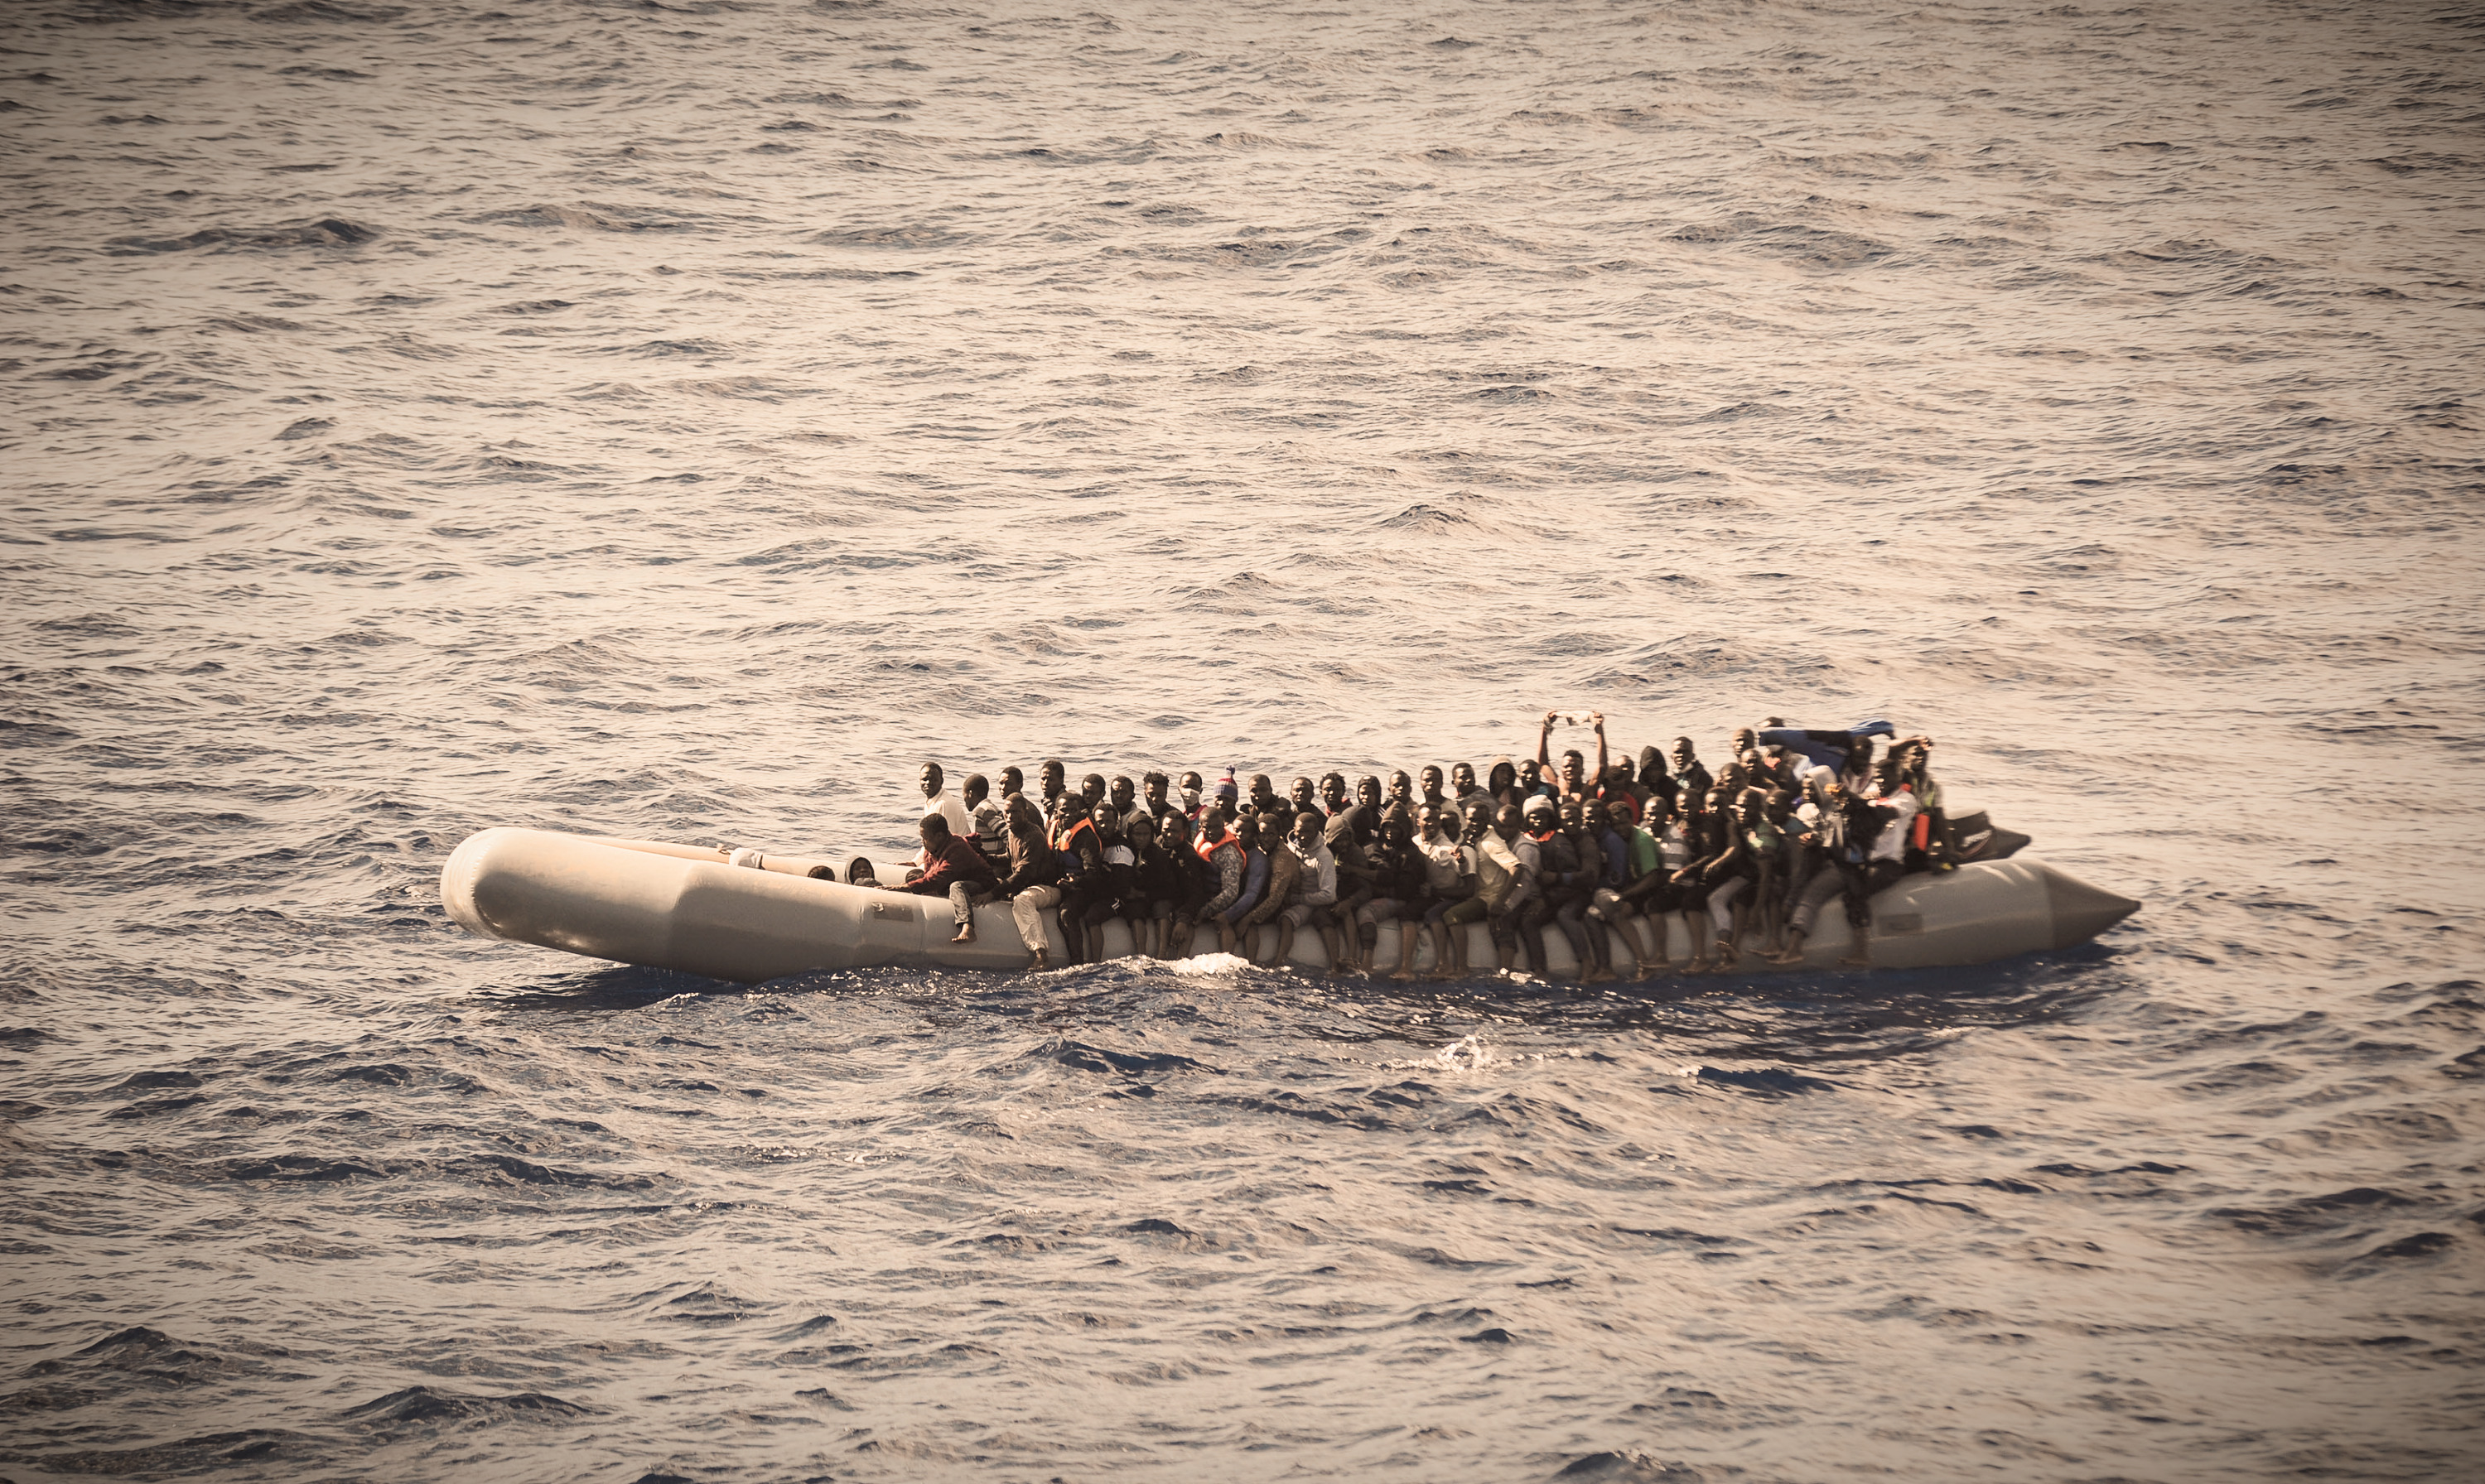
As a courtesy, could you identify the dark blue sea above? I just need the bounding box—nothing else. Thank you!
[4,0,2480,1479]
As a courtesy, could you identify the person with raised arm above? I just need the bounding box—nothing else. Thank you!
[1537,710,1609,803]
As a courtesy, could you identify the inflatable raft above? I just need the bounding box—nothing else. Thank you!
[440,827,2137,985]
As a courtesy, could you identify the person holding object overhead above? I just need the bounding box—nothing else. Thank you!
[1537,709,1609,803]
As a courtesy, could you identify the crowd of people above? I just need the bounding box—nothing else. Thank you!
[842,712,1961,978]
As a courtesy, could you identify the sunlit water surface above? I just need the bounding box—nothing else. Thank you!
[3,1,2481,1480]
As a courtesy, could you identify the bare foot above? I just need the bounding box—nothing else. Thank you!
[951,927,976,944]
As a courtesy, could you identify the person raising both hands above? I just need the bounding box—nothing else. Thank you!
[1537,710,1609,804]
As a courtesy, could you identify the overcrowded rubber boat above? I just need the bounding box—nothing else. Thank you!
[440,824,2138,985]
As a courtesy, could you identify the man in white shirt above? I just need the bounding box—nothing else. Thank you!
[913,762,973,870]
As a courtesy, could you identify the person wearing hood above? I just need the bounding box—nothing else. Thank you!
[1634,744,1679,820]
[1484,756,1521,810]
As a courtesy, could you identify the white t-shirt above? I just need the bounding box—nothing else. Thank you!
[1870,791,1920,863]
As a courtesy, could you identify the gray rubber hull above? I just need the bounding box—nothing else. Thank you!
[442,828,2137,985]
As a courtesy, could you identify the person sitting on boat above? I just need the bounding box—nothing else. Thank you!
[1191,810,1247,955]
[1038,759,1068,817]
[1452,760,1493,817]
[891,813,999,946]
[1385,770,1416,814]
[846,857,877,887]
[1358,806,1426,977]
[1324,804,1378,967]
[1137,771,1177,833]
[1246,773,1281,817]
[1176,770,1206,821]
[1756,720,1896,783]
[1414,803,1474,980]
[1276,810,1344,971]
[1078,803,1143,959]
[997,765,1032,820]
[1670,737,1712,807]
[1231,815,1304,965]
[1129,812,1182,957]
[1107,775,1141,831]
[1634,745,1678,821]
[1418,764,1455,821]
[1215,815,1270,956]
[1593,794,1667,976]
[1001,796,1064,971]
[1479,802,1539,974]
[1288,775,1325,823]
[1515,757,1555,807]
[1887,736,1954,871]
[961,773,1009,875]
[1049,797,1107,964]
[1512,795,1567,978]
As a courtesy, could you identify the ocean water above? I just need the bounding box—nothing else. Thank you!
[4,0,2482,1479]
